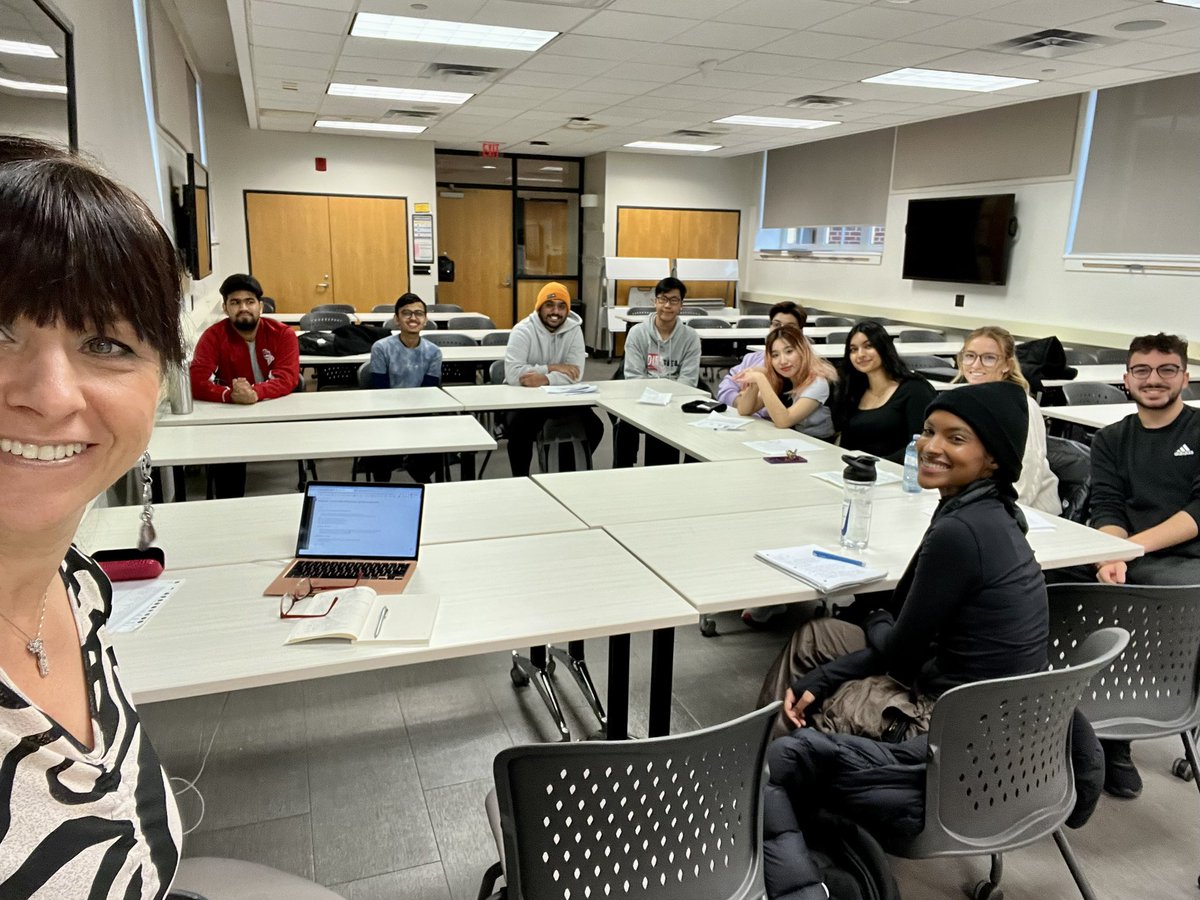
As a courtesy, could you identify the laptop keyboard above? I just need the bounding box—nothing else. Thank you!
[286,560,411,580]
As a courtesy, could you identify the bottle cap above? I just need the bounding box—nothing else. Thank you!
[842,454,879,484]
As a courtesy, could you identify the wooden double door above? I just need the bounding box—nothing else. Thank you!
[246,192,409,313]
[615,207,740,305]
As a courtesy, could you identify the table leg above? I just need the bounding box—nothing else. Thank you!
[459,451,476,481]
[648,627,675,737]
[605,633,631,740]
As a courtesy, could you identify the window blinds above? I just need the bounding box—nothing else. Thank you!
[762,128,894,228]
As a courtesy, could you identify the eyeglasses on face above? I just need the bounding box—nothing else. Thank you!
[1128,363,1183,380]
[655,295,683,307]
[398,309,426,319]
[962,351,1001,367]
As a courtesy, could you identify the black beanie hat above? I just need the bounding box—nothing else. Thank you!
[924,381,1028,491]
[219,273,263,299]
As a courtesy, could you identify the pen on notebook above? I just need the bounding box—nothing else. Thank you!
[373,605,389,638]
[812,549,867,567]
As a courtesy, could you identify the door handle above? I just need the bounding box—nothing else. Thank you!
[502,274,512,287]
[316,282,329,289]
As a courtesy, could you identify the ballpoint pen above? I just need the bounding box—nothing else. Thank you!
[812,549,867,567]
[373,605,389,638]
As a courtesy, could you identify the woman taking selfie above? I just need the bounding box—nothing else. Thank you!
[953,325,1060,515]
[732,324,837,438]
[0,138,183,896]
[834,321,935,463]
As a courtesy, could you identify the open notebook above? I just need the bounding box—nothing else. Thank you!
[284,587,439,646]
[755,544,888,593]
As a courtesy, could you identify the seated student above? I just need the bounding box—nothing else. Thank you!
[952,325,1060,515]
[190,273,300,497]
[366,292,443,482]
[834,321,935,464]
[732,324,836,439]
[716,301,807,408]
[759,381,1049,741]
[504,282,603,477]
[615,276,701,467]
[1084,332,1200,798]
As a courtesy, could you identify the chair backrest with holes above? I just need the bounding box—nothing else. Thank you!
[1046,584,1200,740]
[493,703,778,900]
[899,628,1128,858]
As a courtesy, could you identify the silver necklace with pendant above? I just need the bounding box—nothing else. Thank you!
[0,592,50,677]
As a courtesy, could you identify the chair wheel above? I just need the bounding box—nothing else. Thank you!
[510,665,529,687]
[970,881,1002,900]
[1172,758,1194,781]
[699,618,718,637]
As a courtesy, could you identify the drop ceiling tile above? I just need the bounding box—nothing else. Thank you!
[855,114,912,125]
[895,0,999,15]
[929,49,1041,74]
[834,80,974,102]
[502,68,591,89]
[543,34,659,61]
[357,0,486,19]
[811,6,955,40]
[608,62,691,82]
[619,94,700,110]
[255,63,333,81]
[649,83,734,101]
[483,83,560,99]
[473,0,596,31]
[1143,51,1200,72]
[256,76,325,95]
[251,1,351,34]
[901,18,1034,51]
[795,58,889,81]
[339,35,441,61]
[657,44,744,67]
[1059,65,1170,86]
[260,0,355,10]
[1146,28,1200,50]
[251,25,344,54]
[607,0,742,19]
[983,0,1145,28]
[718,52,825,76]
[843,41,956,68]
[757,31,880,59]
[571,10,697,41]
[580,77,660,95]
[748,75,846,95]
[672,21,794,51]
[715,0,847,29]
[676,70,772,89]
[334,56,428,78]
[997,79,1087,99]
[253,92,317,112]
[517,54,617,77]
[1058,40,1196,68]
[253,45,337,70]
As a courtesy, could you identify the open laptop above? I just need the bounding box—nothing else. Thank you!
[264,481,425,596]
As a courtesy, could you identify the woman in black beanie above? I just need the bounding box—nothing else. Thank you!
[760,380,1049,735]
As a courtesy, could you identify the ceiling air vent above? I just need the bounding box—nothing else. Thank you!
[670,128,721,138]
[787,95,854,110]
[564,117,605,131]
[383,108,440,120]
[501,0,613,7]
[424,62,504,84]
[992,29,1114,58]
[281,80,300,92]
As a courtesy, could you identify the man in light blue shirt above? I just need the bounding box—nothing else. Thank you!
[370,293,442,388]
[366,293,442,482]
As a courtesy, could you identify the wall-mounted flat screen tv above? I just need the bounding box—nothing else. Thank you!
[173,153,211,280]
[901,194,1016,286]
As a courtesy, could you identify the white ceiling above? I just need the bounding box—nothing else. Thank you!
[223,0,1200,157]
[0,0,69,88]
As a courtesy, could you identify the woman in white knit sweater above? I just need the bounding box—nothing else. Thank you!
[952,325,1061,515]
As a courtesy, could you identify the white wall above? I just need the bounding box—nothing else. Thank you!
[205,75,440,300]
[0,93,71,144]
[744,147,1200,353]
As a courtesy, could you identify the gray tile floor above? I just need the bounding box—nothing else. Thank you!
[137,371,1200,899]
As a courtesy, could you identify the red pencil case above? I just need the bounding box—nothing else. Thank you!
[93,548,166,582]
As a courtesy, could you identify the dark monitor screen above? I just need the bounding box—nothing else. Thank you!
[174,153,211,280]
[901,194,1016,286]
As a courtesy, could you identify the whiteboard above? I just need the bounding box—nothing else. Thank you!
[604,257,671,280]
[675,258,739,281]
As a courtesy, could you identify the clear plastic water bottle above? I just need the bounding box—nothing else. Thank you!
[840,455,878,550]
[902,434,922,494]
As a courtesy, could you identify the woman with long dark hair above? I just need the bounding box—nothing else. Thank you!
[833,321,935,463]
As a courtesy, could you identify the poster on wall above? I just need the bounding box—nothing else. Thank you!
[411,213,434,264]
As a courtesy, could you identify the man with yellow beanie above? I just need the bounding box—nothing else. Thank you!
[503,282,603,476]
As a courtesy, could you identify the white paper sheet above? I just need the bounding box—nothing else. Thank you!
[742,437,824,455]
[541,383,598,395]
[638,388,672,406]
[109,579,183,633]
[688,412,749,431]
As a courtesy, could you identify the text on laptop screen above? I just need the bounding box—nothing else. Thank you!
[298,483,422,559]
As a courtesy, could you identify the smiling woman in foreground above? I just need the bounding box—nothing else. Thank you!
[0,137,185,896]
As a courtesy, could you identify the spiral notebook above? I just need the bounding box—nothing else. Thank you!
[754,545,887,593]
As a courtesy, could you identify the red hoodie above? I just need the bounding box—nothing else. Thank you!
[189,316,300,403]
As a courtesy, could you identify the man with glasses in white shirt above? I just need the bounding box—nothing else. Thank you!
[1086,332,1200,798]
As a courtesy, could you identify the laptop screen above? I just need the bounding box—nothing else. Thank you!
[296,482,424,559]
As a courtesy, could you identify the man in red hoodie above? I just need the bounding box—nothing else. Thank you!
[190,274,300,496]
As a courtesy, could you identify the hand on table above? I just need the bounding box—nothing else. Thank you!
[230,378,259,404]
[520,372,550,387]
[548,363,581,380]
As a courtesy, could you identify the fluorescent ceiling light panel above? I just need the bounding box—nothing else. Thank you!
[351,12,557,52]
[328,83,472,104]
[714,115,839,129]
[1159,0,1200,8]
[0,75,66,94]
[862,67,1038,92]
[624,141,721,152]
[0,38,57,58]
[315,120,427,134]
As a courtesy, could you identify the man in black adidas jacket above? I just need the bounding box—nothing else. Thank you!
[1087,331,1200,798]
